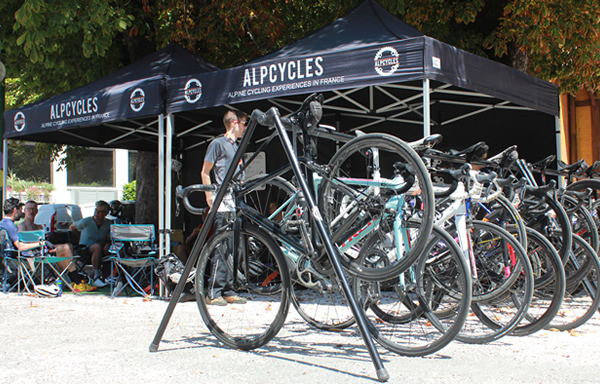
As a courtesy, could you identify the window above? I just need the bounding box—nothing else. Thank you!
[7,142,52,182]
[67,149,114,187]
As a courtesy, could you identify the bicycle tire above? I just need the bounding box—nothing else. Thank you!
[456,220,534,344]
[547,234,600,331]
[560,193,599,253]
[243,174,356,330]
[319,133,435,280]
[474,194,528,249]
[566,179,600,195]
[519,190,573,264]
[353,224,472,357]
[195,223,291,350]
[510,227,566,336]
[290,272,356,330]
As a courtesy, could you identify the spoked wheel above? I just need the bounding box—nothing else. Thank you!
[195,223,291,350]
[510,227,565,336]
[319,133,435,281]
[547,234,600,331]
[290,270,356,331]
[474,194,528,249]
[456,220,534,344]
[560,193,599,253]
[243,174,355,330]
[353,224,472,357]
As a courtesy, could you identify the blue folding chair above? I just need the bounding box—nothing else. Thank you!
[17,230,76,295]
[16,230,46,294]
[108,224,158,297]
[1,229,20,293]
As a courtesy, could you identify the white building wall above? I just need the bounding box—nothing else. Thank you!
[51,149,129,212]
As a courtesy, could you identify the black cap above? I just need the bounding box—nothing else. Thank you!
[4,197,24,213]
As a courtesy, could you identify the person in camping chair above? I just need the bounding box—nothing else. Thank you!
[16,200,76,274]
[69,200,112,288]
[0,198,44,253]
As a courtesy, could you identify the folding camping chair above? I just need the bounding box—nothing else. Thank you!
[1,229,20,293]
[108,224,158,297]
[17,230,77,295]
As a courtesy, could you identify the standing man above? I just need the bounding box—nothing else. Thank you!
[200,110,248,306]
[69,200,112,287]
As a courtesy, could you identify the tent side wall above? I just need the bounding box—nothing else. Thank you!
[424,38,559,117]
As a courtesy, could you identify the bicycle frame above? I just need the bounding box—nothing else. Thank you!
[151,104,390,382]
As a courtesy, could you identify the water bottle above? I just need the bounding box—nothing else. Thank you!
[56,279,63,297]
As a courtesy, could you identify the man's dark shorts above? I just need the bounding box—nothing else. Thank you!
[74,244,92,264]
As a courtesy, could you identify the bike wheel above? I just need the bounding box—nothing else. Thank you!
[195,223,291,350]
[319,133,435,280]
[353,224,472,357]
[510,227,566,336]
[547,234,600,331]
[473,194,528,249]
[243,174,355,330]
[290,271,356,330]
[456,220,534,344]
[561,193,599,253]
[519,190,573,264]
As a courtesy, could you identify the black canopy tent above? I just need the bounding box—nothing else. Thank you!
[3,0,561,251]
[3,43,218,150]
[167,0,559,162]
[2,43,219,260]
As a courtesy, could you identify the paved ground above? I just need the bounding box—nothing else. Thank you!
[1,292,599,384]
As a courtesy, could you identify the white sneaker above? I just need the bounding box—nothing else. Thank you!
[93,278,108,288]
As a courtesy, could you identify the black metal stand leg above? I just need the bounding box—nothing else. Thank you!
[150,115,259,352]
[149,220,210,352]
[273,114,389,382]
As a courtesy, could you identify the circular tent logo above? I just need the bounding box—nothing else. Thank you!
[14,112,26,132]
[184,78,203,104]
[130,88,146,112]
[374,47,400,76]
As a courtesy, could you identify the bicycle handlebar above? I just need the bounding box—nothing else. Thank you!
[176,184,217,216]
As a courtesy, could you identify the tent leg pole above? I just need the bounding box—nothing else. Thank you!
[158,114,165,296]
[423,78,431,137]
[165,113,173,261]
[555,115,563,187]
[3,140,7,201]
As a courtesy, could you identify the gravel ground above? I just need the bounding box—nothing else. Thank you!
[1,292,599,384]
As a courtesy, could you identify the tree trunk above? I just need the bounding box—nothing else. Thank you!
[509,44,529,73]
[135,151,158,228]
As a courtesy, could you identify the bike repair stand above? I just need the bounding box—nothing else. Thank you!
[150,107,390,383]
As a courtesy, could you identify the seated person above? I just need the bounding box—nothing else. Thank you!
[171,208,212,265]
[0,198,43,253]
[18,200,75,274]
[69,200,112,288]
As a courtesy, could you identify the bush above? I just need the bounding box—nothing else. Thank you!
[122,180,136,201]
[7,172,55,201]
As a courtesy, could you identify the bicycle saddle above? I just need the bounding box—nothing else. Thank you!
[557,158,588,175]
[449,141,489,162]
[584,160,600,177]
[531,155,556,170]
[523,179,556,197]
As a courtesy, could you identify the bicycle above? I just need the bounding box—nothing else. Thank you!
[152,93,445,382]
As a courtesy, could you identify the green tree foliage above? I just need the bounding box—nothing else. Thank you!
[0,0,132,107]
[154,0,357,68]
[377,0,600,93]
[485,0,600,93]
[1,0,599,222]
[122,180,137,201]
